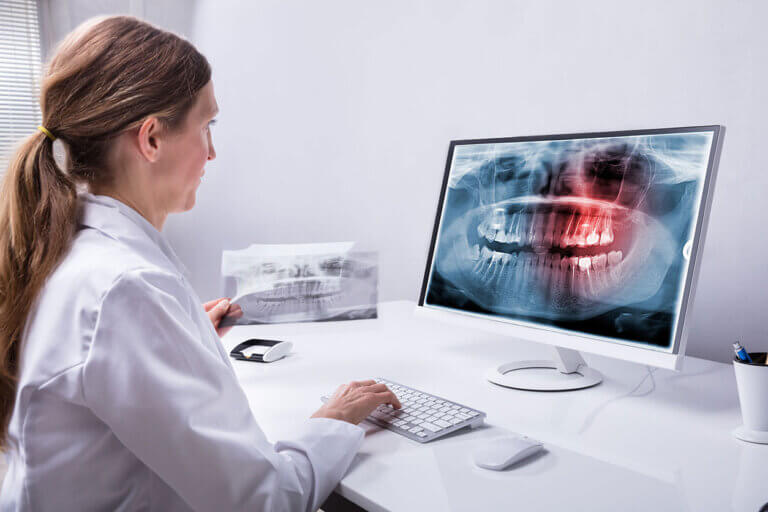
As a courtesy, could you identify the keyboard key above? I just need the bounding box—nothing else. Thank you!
[434,419,451,428]
[421,422,442,433]
[456,413,470,420]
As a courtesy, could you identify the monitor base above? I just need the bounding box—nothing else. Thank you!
[486,346,602,391]
[733,425,768,444]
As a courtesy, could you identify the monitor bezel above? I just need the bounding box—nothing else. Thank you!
[418,125,724,368]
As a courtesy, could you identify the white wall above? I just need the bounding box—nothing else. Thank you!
[38,0,197,60]
[42,1,768,364]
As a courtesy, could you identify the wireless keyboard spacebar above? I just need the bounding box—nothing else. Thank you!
[322,377,486,443]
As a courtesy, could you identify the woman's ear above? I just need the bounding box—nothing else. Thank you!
[136,116,162,163]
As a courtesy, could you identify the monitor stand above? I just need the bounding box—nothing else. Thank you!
[485,346,602,391]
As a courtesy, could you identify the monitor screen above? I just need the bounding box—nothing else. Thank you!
[420,127,721,353]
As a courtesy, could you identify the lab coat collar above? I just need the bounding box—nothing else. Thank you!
[78,192,191,280]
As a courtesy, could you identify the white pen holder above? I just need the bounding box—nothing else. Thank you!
[733,352,768,444]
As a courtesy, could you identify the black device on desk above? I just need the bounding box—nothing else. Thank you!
[229,338,292,363]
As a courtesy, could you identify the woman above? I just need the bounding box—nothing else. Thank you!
[0,16,399,511]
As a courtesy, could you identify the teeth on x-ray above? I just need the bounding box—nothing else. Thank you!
[479,209,618,250]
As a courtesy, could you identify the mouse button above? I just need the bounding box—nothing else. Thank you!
[472,441,512,467]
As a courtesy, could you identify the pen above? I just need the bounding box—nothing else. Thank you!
[733,341,752,363]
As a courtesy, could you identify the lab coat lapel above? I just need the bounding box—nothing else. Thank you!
[78,192,191,280]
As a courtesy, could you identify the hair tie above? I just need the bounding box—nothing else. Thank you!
[37,126,56,142]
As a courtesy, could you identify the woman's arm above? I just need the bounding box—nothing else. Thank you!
[82,269,363,512]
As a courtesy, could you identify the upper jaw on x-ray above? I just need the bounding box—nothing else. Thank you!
[434,136,708,323]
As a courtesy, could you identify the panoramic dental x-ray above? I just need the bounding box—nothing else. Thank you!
[424,131,715,350]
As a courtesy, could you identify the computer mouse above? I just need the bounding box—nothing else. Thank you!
[472,435,543,471]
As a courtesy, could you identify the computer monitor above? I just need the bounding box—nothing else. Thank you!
[417,126,724,390]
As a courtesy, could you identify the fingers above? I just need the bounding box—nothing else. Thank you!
[370,390,402,409]
[211,300,230,320]
[203,299,220,311]
[361,383,401,407]
[203,297,231,312]
[205,299,230,320]
[358,383,400,408]
[384,390,402,409]
[336,380,401,407]
[362,383,389,394]
[349,379,377,388]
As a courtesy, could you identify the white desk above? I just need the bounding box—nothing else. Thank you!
[222,301,768,512]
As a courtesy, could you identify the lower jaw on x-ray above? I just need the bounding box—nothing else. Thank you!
[425,133,713,349]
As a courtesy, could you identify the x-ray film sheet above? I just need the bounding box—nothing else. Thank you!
[221,243,378,325]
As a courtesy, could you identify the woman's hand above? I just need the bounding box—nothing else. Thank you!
[204,298,243,338]
[311,380,402,425]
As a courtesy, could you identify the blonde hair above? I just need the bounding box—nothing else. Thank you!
[0,16,211,448]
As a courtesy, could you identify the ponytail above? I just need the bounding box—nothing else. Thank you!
[0,132,77,449]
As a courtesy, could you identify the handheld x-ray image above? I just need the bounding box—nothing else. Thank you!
[220,242,378,326]
[422,127,720,350]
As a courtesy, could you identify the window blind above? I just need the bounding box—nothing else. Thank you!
[0,0,42,172]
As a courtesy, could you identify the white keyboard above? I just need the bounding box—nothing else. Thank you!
[323,378,486,443]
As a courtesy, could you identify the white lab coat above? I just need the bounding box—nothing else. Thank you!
[0,193,364,511]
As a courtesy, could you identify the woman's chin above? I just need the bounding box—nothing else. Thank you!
[179,190,197,212]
